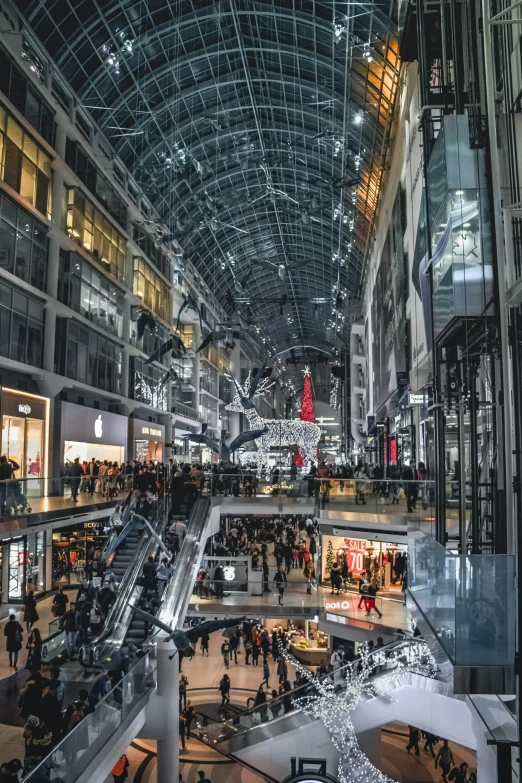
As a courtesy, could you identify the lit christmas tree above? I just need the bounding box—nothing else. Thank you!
[325,539,335,575]
[294,366,316,466]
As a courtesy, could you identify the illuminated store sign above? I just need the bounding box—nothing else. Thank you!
[408,392,427,406]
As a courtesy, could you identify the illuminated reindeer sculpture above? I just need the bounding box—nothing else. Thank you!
[225,371,321,466]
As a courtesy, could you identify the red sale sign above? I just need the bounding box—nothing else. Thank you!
[344,538,367,575]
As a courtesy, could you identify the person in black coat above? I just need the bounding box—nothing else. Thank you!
[213,565,225,599]
[4,614,23,669]
[67,458,84,502]
[52,588,68,618]
[273,565,288,606]
[23,592,39,632]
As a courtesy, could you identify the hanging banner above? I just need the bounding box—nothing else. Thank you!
[344,538,367,575]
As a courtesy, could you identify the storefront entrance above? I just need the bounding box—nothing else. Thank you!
[64,440,125,465]
[52,520,109,587]
[59,401,128,474]
[1,390,48,481]
[131,418,165,463]
[5,532,46,601]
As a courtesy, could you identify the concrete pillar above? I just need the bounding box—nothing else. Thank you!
[45,530,53,593]
[192,323,201,415]
[121,296,132,401]
[228,341,242,441]
[141,636,179,783]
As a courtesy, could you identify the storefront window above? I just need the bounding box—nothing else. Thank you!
[0,47,56,145]
[0,279,44,367]
[1,390,47,481]
[52,523,109,588]
[321,533,407,595]
[8,539,25,601]
[57,249,124,337]
[26,531,45,594]
[0,108,51,219]
[129,317,170,360]
[133,257,171,322]
[66,188,125,281]
[200,393,218,430]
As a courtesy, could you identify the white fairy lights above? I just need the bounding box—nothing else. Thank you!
[278,639,437,783]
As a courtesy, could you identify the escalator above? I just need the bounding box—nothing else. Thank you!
[197,638,438,755]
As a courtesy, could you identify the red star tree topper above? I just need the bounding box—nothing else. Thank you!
[294,366,315,466]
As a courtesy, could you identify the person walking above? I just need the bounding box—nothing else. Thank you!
[200,632,210,656]
[406,725,421,756]
[52,587,68,618]
[261,659,270,687]
[244,638,252,665]
[4,614,23,670]
[111,755,129,783]
[60,603,80,660]
[330,562,342,595]
[229,632,239,664]
[219,673,231,706]
[179,674,188,711]
[273,564,288,606]
[254,685,268,721]
[435,740,455,782]
[23,591,39,632]
[221,639,231,668]
[448,762,469,782]
[25,629,42,672]
[252,639,260,667]
[364,578,383,619]
[179,713,187,751]
[197,771,212,783]
[68,457,84,502]
[184,702,196,738]
[423,731,438,757]
[277,656,288,684]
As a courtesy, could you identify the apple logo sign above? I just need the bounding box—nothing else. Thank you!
[94,415,103,439]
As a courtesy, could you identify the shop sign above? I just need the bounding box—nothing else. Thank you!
[325,600,351,610]
[344,538,367,575]
[61,401,128,448]
[83,522,99,529]
[1,390,47,420]
[408,391,427,406]
[223,566,236,581]
[133,418,165,443]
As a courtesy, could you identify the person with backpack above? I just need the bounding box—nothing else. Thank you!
[219,673,230,706]
[112,754,130,783]
[4,614,23,670]
[22,715,52,775]
[221,639,231,668]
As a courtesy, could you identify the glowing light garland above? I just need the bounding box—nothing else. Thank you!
[226,374,321,465]
[278,640,437,783]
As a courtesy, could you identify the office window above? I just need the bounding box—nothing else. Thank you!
[130,357,168,411]
[57,249,124,337]
[55,318,122,393]
[0,46,55,146]
[66,188,125,281]
[132,227,171,279]
[0,108,51,219]
[65,140,127,229]
[0,279,44,367]
[0,192,48,290]
[133,257,171,322]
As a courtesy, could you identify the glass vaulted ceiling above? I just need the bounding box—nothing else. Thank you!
[18,0,399,391]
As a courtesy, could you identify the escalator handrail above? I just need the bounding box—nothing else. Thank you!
[202,637,434,740]
[81,489,169,661]
[102,490,137,563]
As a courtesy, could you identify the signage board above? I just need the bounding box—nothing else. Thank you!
[408,392,427,406]
[1,390,47,420]
[343,537,367,574]
[61,401,128,447]
[131,418,165,443]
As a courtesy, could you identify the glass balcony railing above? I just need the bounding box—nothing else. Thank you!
[408,528,515,666]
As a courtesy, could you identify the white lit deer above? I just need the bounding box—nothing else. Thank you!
[225,372,321,465]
